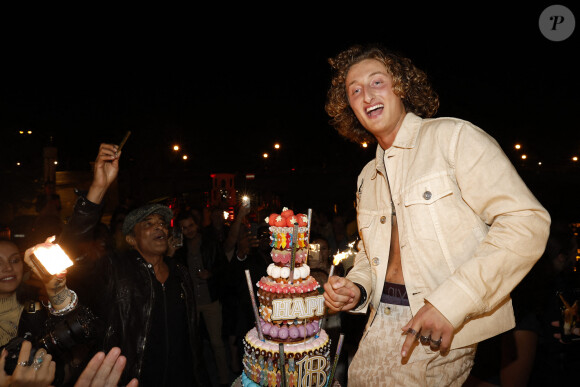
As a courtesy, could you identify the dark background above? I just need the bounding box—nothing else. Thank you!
[1,3,578,221]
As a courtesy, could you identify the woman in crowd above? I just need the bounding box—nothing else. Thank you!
[0,238,58,386]
[0,237,137,387]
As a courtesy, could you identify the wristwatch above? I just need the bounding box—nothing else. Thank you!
[353,283,367,309]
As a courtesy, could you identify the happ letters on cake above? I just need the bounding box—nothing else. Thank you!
[271,295,325,320]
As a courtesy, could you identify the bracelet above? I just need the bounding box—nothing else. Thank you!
[47,289,78,316]
[353,283,368,309]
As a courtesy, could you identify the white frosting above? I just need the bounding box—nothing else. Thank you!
[266,263,310,279]
[280,266,290,278]
[293,269,300,280]
[267,265,282,278]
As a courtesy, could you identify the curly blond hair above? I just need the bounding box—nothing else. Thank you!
[325,44,439,144]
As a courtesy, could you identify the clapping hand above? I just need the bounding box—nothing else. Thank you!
[74,347,138,387]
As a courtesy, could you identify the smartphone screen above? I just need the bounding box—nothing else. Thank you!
[32,243,74,275]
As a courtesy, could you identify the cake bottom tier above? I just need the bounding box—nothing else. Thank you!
[242,327,332,387]
[234,374,342,387]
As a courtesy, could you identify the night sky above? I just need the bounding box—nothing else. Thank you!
[1,4,578,218]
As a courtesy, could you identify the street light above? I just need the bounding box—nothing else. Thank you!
[274,143,280,150]
[173,145,180,151]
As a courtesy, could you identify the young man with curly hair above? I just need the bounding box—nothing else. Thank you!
[322,44,551,386]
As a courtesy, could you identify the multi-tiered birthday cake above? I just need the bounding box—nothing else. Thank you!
[241,208,332,387]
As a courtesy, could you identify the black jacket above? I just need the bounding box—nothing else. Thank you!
[59,196,210,386]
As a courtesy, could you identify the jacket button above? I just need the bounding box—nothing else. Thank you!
[380,216,387,224]
[372,257,380,266]
[423,191,432,200]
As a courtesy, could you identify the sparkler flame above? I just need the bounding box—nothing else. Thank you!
[332,251,350,266]
[332,241,356,266]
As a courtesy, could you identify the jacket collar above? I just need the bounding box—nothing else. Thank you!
[372,112,422,178]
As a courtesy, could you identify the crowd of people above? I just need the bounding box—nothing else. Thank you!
[1,141,368,386]
[2,148,579,386]
[0,43,578,387]
[5,145,578,387]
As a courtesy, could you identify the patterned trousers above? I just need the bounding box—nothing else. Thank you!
[348,303,476,387]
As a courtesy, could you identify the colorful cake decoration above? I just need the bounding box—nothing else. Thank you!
[241,207,333,387]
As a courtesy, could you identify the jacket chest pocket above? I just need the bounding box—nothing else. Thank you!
[357,210,386,260]
[403,173,455,242]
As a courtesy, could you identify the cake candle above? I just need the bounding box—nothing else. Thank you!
[289,223,298,284]
[328,333,345,387]
[305,208,312,266]
[306,208,312,245]
[245,269,264,341]
[278,343,286,387]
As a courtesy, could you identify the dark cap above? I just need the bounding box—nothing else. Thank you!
[122,204,173,235]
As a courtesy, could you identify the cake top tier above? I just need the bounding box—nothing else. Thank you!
[266,208,309,255]
[266,207,308,228]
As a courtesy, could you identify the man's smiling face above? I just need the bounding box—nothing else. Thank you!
[346,58,406,146]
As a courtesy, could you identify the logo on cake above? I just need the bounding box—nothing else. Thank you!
[270,294,325,320]
[296,355,327,387]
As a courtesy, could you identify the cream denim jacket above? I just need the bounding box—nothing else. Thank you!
[346,112,551,349]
